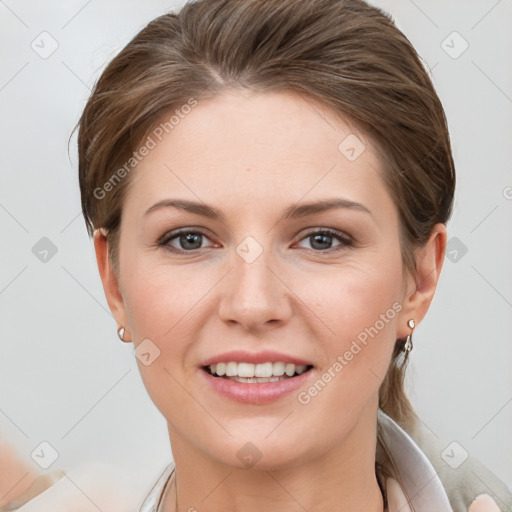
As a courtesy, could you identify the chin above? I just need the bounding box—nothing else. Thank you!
[202,429,311,472]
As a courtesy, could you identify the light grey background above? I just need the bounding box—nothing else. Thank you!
[1,0,511,502]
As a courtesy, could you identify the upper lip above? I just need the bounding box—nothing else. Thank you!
[200,350,313,367]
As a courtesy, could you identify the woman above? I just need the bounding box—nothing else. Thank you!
[80,0,512,510]
[5,0,510,511]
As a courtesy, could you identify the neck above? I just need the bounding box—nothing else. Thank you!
[162,403,384,512]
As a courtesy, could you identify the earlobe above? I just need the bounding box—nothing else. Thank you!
[93,229,129,337]
[397,223,448,339]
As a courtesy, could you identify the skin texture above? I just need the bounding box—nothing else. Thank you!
[94,89,447,512]
[0,439,41,508]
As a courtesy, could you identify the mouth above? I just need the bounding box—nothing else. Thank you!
[202,362,314,383]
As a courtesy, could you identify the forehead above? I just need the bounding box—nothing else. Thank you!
[126,88,392,220]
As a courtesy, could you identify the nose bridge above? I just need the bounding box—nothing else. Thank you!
[218,234,291,329]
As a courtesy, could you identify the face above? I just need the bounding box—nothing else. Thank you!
[109,89,420,470]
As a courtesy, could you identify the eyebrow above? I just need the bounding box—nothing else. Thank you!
[144,198,372,222]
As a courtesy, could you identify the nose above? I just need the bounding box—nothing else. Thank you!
[217,243,293,333]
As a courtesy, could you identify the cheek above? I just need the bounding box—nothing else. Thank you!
[318,251,404,336]
[122,259,201,341]
[122,288,197,422]
[312,252,404,394]
[119,261,198,400]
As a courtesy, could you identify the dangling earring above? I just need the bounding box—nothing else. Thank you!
[403,319,415,354]
[117,326,130,343]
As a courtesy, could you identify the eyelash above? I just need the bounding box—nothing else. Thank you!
[157,227,353,254]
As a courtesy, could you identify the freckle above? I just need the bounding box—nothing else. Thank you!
[245,168,251,172]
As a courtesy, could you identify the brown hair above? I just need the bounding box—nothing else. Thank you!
[77,0,455,435]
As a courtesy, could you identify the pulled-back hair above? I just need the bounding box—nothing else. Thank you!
[77,0,455,439]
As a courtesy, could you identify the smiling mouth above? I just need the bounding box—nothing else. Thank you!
[202,362,314,383]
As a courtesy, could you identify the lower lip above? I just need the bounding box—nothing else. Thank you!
[200,367,313,405]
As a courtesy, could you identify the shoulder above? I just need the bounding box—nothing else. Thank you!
[407,416,512,512]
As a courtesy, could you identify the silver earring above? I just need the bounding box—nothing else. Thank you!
[117,326,129,342]
[403,319,415,353]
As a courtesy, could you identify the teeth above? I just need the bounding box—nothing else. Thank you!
[255,362,273,377]
[230,376,284,383]
[225,362,238,376]
[272,362,285,376]
[285,363,295,377]
[208,362,308,378]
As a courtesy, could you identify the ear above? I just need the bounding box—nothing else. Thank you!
[397,223,448,338]
[93,228,131,341]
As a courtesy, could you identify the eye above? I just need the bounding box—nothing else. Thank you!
[295,228,352,252]
[158,229,214,252]
[158,227,352,253]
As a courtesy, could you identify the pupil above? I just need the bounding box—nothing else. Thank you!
[181,233,201,249]
[311,234,331,250]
